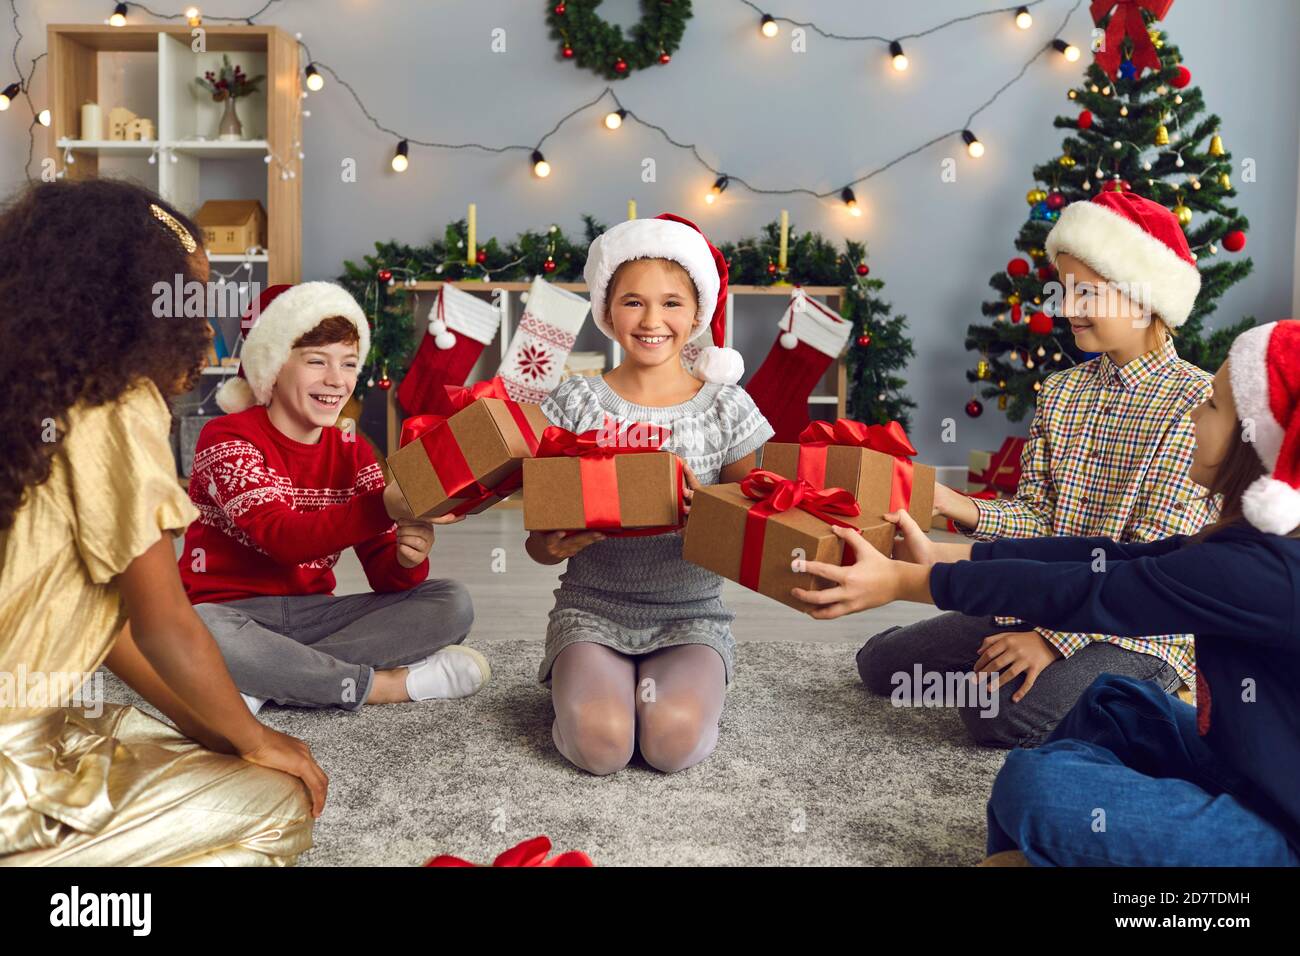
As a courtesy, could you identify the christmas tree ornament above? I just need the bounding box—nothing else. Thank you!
[1174,155,1185,168]
[378,269,392,282]
[1007,293,1021,306]
[542,255,557,273]
[998,394,1008,411]
[1119,60,1137,81]
[1037,265,1054,281]
[1077,109,1093,130]
[1046,191,1066,210]
[1028,247,1046,259]
[856,262,870,276]
[497,276,591,403]
[1119,105,1128,116]
[976,358,989,379]
[377,374,392,391]
[1026,188,1048,205]
[1104,178,1132,193]
[1058,155,1077,167]
[1171,64,1191,88]
[476,249,488,264]
[1148,28,1163,48]
[856,333,872,348]
[1209,133,1225,156]
[398,283,504,415]
[659,51,671,64]
[1007,257,1030,278]
[1091,0,1166,80]
[965,398,984,418]
[1222,230,1246,252]
[1219,172,1231,189]
[1154,124,1170,146]
[562,45,574,58]
[747,290,853,441]
[1028,311,1054,335]
[1173,203,1193,226]
[1010,303,1023,323]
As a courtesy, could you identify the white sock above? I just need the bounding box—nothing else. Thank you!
[241,692,267,716]
[405,645,491,701]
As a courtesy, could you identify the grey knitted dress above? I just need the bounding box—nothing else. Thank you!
[536,375,774,684]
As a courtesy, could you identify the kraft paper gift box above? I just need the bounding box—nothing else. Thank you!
[522,424,684,532]
[966,436,1026,495]
[761,418,935,532]
[681,469,894,611]
[387,378,550,519]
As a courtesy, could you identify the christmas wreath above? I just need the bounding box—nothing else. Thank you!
[546,0,692,80]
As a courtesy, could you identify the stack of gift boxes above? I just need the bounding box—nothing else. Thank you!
[385,379,936,611]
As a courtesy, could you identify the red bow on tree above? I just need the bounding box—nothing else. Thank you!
[1090,0,1171,81]
[425,836,594,868]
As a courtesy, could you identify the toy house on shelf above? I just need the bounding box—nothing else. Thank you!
[196,200,267,254]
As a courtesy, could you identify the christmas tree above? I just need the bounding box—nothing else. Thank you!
[965,12,1254,422]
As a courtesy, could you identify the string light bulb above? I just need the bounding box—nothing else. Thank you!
[531,149,551,178]
[391,139,409,172]
[760,14,779,38]
[705,175,729,205]
[109,3,127,27]
[37,108,51,127]
[1053,39,1081,61]
[304,64,324,92]
[185,6,201,27]
[962,130,984,158]
[603,109,627,130]
[0,82,20,110]
[1014,6,1033,29]
[841,186,862,217]
[889,40,909,71]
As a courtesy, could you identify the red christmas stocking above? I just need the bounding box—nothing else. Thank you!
[398,283,502,416]
[745,290,852,442]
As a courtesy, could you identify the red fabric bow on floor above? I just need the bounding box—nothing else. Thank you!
[425,836,594,868]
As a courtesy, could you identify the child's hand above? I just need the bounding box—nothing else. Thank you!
[791,524,900,618]
[883,509,935,566]
[383,480,415,521]
[973,630,1062,703]
[680,461,702,515]
[395,518,435,567]
[530,529,605,561]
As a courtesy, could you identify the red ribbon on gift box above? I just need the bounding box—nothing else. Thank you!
[1090,0,1170,81]
[425,835,594,868]
[968,436,1026,496]
[794,418,918,513]
[737,468,862,591]
[397,377,543,513]
[534,421,685,532]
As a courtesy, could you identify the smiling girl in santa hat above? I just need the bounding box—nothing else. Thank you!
[526,213,774,776]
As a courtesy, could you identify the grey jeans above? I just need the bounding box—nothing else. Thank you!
[194,579,474,711]
[856,612,1182,749]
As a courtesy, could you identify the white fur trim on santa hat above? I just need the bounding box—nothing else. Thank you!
[1045,200,1201,328]
[215,375,256,415]
[1242,476,1300,535]
[1228,321,1284,472]
[227,282,370,413]
[691,345,744,385]
[584,217,720,345]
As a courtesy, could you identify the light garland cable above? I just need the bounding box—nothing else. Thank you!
[737,0,1050,43]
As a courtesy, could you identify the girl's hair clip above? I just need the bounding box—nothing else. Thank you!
[150,202,198,254]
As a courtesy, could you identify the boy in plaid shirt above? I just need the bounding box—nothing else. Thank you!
[856,192,1218,748]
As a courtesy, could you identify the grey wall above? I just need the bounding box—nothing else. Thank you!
[7,0,1298,464]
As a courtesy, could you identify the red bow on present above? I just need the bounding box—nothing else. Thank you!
[1090,0,1168,81]
[443,375,512,412]
[535,422,684,532]
[425,835,594,868]
[737,469,862,591]
[795,418,919,514]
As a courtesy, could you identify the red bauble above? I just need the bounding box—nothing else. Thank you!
[1045,191,1066,210]
[1028,312,1054,335]
[1077,109,1093,130]
[476,249,488,264]
[1170,64,1191,88]
[856,263,870,276]
[1037,265,1055,282]
[614,58,628,73]
[554,2,566,14]
[1104,178,1132,193]
[1007,257,1030,278]
[377,269,392,282]
[1222,230,1247,252]
[856,333,872,348]
[965,399,984,419]
[376,376,392,391]
[562,45,574,59]
[1010,303,1023,323]
[542,256,557,273]
[659,52,671,64]
[767,262,777,275]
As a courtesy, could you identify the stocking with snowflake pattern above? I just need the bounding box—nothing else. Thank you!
[495,276,591,403]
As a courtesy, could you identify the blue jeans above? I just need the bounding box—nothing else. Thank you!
[987,674,1299,866]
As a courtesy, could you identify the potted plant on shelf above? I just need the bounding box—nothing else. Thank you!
[195,55,264,141]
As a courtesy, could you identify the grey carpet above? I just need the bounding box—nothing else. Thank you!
[100,639,1008,866]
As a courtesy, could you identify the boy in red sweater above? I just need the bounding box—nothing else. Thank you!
[181,282,489,714]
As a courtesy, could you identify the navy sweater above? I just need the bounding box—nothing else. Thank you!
[930,523,1300,844]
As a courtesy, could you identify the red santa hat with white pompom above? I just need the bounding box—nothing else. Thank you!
[583,212,743,385]
[1228,319,1300,534]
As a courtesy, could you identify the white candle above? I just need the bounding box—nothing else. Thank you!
[80,102,102,140]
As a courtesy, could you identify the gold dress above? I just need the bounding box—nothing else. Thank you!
[0,381,312,865]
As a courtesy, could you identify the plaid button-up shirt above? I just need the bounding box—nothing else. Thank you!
[965,336,1218,690]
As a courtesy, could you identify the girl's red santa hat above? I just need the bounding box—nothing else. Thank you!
[583,212,743,385]
[1045,191,1201,328]
[1228,319,1300,535]
[216,281,370,414]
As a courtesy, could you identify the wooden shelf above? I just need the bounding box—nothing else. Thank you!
[207,253,269,263]
[56,138,156,155]
[170,139,271,158]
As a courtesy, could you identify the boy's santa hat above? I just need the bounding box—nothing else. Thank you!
[1228,320,1300,535]
[216,281,370,414]
[1044,191,1202,328]
[583,212,743,385]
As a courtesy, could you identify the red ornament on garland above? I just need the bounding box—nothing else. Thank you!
[1028,312,1054,335]
[614,58,628,74]
[1077,109,1093,130]
[659,52,671,64]
[1037,265,1055,282]
[766,261,777,275]
[1170,64,1191,88]
[856,333,872,348]
[476,249,488,264]
[1222,230,1247,252]
[1006,257,1030,278]
[562,45,574,59]
[1045,191,1066,210]
[965,399,984,419]
[376,375,392,391]
[554,2,566,14]
[856,263,870,276]
[542,256,557,273]
[377,269,392,282]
